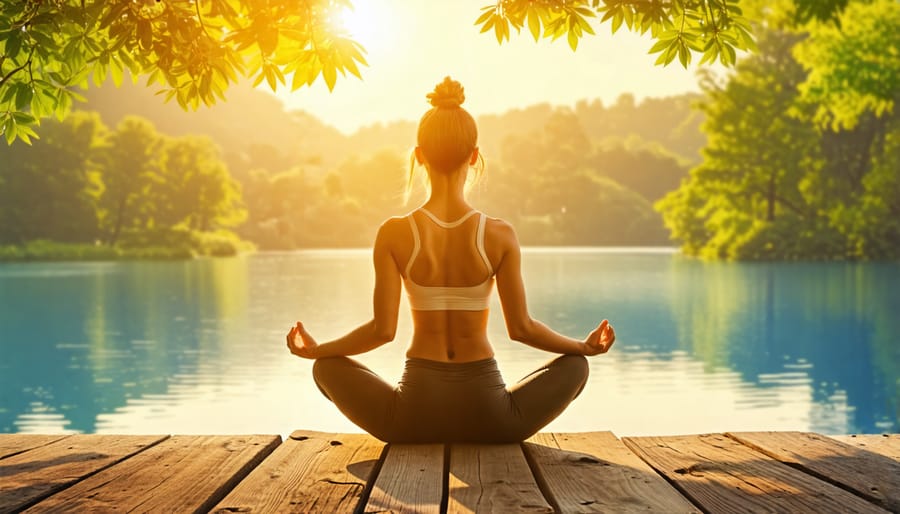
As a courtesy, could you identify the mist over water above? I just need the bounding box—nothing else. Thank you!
[1,249,897,437]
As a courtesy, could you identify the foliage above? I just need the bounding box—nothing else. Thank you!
[475,0,850,65]
[657,4,900,261]
[0,111,250,258]
[0,240,121,261]
[0,0,366,144]
[0,110,105,244]
[0,0,851,144]
[794,0,900,130]
[119,226,254,257]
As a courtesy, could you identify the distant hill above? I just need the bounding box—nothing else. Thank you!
[79,80,704,178]
[78,79,348,178]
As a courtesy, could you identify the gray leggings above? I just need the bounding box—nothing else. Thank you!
[312,354,589,443]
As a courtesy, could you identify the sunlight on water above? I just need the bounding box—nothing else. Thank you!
[1,250,898,437]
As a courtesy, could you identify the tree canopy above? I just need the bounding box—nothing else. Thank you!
[0,0,852,144]
[657,0,900,260]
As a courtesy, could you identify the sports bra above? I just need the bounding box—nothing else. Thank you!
[403,208,494,311]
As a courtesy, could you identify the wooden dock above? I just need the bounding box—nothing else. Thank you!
[1,431,898,513]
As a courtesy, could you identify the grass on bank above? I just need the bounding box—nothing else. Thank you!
[0,229,254,262]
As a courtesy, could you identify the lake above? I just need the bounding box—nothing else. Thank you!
[1,249,898,438]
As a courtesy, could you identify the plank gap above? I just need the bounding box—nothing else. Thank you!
[353,443,391,514]
[0,436,73,461]
[440,444,450,514]
[7,435,170,513]
[520,436,563,514]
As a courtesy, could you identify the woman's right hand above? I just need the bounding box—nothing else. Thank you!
[286,321,319,359]
[583,319,615,356]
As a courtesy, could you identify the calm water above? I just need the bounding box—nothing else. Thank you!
[1,249,898,437]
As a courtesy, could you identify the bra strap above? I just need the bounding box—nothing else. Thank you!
[419,207,478,228]
[476,213,492,274]
[406,214,421,277]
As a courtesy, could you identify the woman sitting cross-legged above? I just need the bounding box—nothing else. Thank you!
[286,76,615,443]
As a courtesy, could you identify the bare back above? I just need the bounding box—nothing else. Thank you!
[389,209,504,362]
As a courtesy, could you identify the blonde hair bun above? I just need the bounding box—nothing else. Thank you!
[427,76,465,109]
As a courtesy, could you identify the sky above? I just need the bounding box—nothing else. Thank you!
[271,0,709,134]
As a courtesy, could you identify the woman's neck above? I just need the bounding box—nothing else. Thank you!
[424,168,470,216]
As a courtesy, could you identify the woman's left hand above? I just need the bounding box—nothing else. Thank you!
[286,321,319,359]
[583,319,615,356]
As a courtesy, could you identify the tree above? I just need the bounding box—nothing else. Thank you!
[0,0,851,144]
[657,27,828,259]
[96,116,163,245]
[794,0,900,131]
[0,111,106,243]
[156,135,246,231]
[657,0,900,260]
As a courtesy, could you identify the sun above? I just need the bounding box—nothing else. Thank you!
[328,2,389,52]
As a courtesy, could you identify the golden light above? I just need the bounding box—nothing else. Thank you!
[329,2,388,52]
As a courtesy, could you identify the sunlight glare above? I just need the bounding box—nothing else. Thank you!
[330,2,389,53]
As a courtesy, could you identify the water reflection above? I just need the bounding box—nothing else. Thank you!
[0,250,897,436]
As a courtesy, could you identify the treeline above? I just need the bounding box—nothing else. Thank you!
[0,113,248,260]
[658,1,900,260]
[2,80,695,253]
[235,110,689,248]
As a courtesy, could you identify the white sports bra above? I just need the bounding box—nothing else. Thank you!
[403,208,494,311]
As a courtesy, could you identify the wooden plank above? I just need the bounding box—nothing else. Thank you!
[24,435,280,513]
[212,431,384,513]
[729,431,900,512]
[524,432,699,513]
[0,435,71,460]
[447,444,551,513]
[365,443,444,514]
[623,433,889,514]
[830,434,900,461]
[0,434,167,513]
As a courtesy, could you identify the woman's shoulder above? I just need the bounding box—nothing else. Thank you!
[482,214,518,245]
[377,215,411,237]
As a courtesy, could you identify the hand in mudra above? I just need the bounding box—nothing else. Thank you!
[583,319,615,356]
[286,321,319,359]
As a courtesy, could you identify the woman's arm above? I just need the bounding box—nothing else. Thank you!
[287,220,402,359]
[494,221,615,356]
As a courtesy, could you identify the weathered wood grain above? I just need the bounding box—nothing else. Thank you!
[211,430,384,513]
[24,435,280,513]
[525,432,699,513]
[365,443,444,514]
[728,431,900,512]
[447,443,551,513]
[0,435,70,460]
[0,434,166,513]
[830,434,900,461]
[624,433,889,514]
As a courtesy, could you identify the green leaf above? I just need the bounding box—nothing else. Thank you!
[1,83,18,104]
[15,84,33,110]
[5,32,21,59]
[677,42,690,67]
[699,44,719,65]
[55,90,72,121]
[110,59,124,87]
[648,38,670,54]
[4,118,16,145]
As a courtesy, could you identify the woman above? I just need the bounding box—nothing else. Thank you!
[286,77,615,443]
